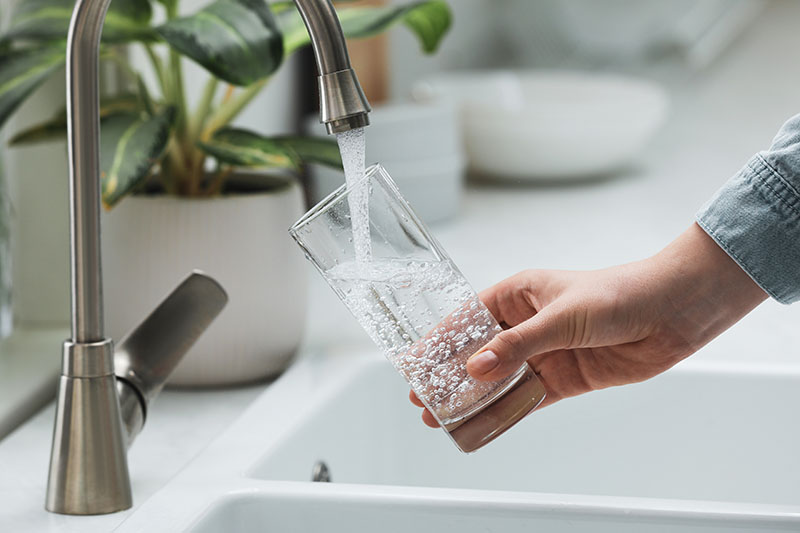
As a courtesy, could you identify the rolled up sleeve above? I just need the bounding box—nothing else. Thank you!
[696,114,800,304]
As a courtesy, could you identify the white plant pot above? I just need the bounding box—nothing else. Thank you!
[101,174,307,386]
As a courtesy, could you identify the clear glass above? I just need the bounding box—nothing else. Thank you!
[290,164,546,452]
[0,160,11,339]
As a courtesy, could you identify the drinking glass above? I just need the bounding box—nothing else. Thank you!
[290,164,546,452]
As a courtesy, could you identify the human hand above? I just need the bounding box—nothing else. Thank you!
[411,223,767,427]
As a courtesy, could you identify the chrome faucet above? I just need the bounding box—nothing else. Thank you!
[294,0,372,133]
[45,0,371,517]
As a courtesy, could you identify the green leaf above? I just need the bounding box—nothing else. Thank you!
[197,127,299,169]
[268,1,293,14]
[272,135,342,170]
[5,0,156,44]
[101,107,176,208]
[10,94,141,145]
[399,1,452,53]
[157,0,284,86]
[136,76,155,116]
[280,0,451,55]
[0,45,65,130]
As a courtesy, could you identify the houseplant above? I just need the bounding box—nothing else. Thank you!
[0,0,451,384]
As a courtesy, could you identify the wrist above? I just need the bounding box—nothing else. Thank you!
[650,223,767,349]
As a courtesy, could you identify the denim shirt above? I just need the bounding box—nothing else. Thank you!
[696,114,800,304]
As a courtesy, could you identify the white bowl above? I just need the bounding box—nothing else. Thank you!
[412,70,670,181]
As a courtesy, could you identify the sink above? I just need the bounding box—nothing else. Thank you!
[116,349,800,532]
[250,359,799,504]
[187,485,798,533]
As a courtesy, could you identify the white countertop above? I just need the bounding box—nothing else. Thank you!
[0,382,264,532]
[0,328,64,439]
[2,2,800,530]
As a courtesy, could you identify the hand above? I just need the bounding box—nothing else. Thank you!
[410,223,767,428]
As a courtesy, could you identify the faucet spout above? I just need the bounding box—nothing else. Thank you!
[294,0,372,133]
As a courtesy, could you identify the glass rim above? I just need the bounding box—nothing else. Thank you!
[289,163,385,236]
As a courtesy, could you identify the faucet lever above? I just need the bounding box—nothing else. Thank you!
[45,272,227,515]
[115,271,228,446]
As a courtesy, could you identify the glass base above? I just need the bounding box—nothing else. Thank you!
[442,366,546,453]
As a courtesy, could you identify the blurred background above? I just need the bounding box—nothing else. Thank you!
[2,0,799,346]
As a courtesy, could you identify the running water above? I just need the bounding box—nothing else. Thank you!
[336,128,371,265]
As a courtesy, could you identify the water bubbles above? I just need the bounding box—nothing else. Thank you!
[326,258,506,424]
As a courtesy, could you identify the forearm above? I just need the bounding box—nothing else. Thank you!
[650,223,767,354]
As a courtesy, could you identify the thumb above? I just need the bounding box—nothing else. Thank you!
[466,308,567,381]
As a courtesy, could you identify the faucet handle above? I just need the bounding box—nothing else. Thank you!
[114,271,228,445]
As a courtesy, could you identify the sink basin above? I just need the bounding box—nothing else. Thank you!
[251,359,799,505]
[116,350,800,532]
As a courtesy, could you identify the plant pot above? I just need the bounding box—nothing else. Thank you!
[101,172,307,387]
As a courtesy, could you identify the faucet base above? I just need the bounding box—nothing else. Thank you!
[46,340,132,515]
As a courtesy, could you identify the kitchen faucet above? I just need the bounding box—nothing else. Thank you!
[45,0,371,516]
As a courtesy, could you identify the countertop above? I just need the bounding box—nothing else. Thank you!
[0,383,264,532]
[0,328,64,440]
[3,1,800,530]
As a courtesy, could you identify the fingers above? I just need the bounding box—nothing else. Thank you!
[409,390,440,428]
[479,273,532,328]
[408,389,424,407]
[421,409,439,428]
[467,307,568,382]
[478,269,557,328]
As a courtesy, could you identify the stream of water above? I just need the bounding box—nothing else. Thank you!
[336,127,371,266]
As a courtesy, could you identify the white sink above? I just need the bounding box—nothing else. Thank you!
[116,350,800,532]
[188,485,798,533]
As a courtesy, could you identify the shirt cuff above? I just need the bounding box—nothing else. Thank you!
[696,154,800,304]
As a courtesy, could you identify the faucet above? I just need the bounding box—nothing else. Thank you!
[45,0,371,516]
[294,0,372,133]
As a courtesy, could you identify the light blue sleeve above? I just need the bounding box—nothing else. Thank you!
[696,114,800,304]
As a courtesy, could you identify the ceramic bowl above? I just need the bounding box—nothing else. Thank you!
[412,70,670,181]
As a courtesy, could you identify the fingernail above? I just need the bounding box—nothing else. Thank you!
[468,350,500,375]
